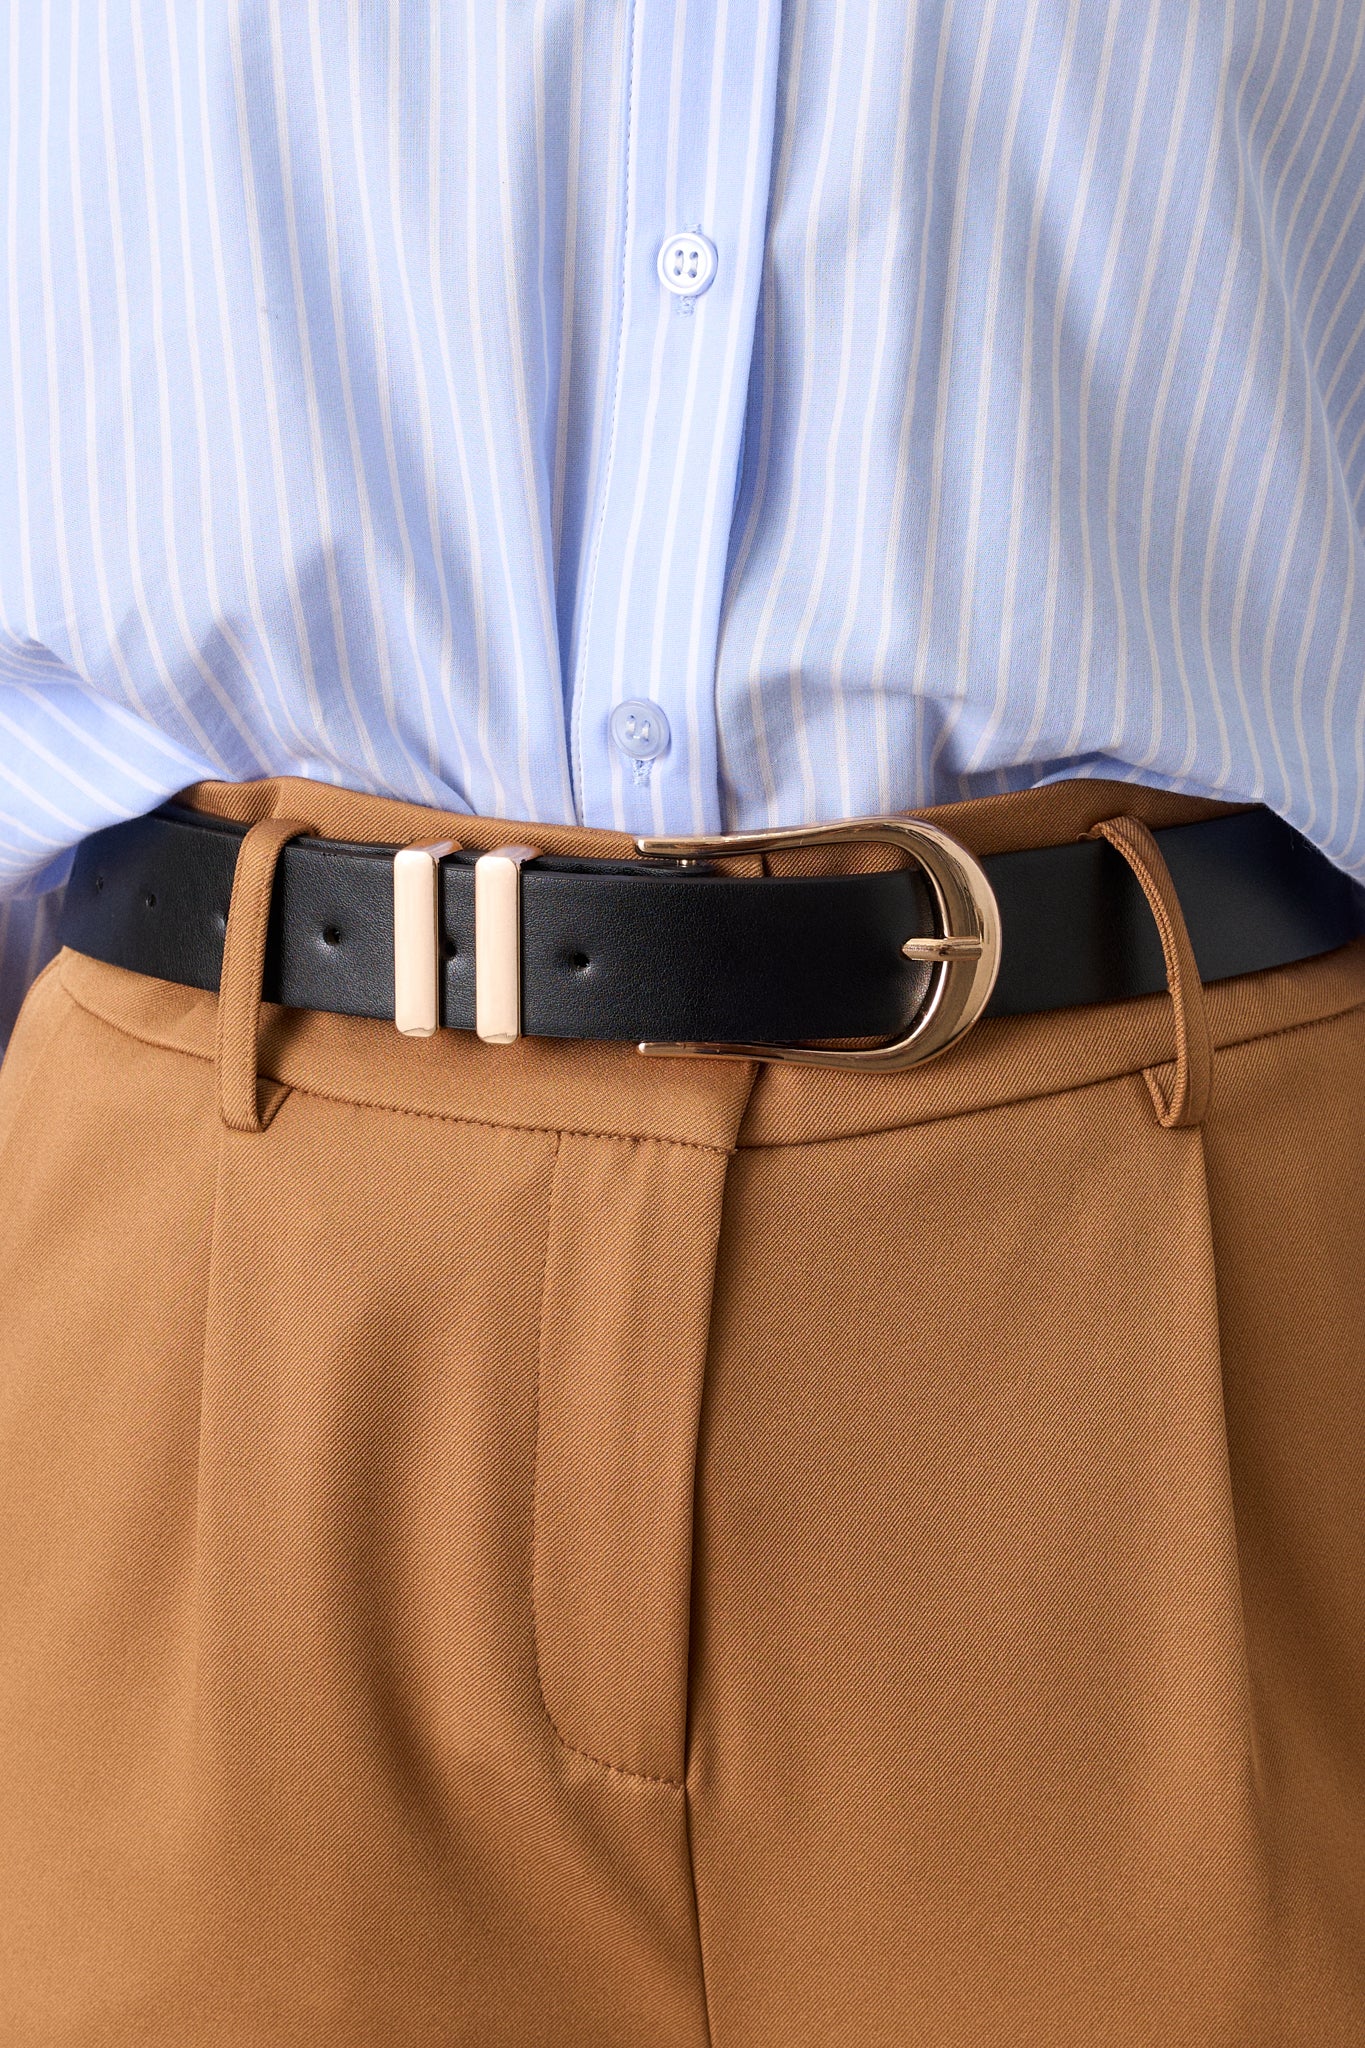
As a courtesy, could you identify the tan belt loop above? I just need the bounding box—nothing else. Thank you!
[1088,814,1212,1130]
[215,815,314,1134]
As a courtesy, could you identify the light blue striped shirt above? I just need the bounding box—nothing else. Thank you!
[3,1,1365,1041]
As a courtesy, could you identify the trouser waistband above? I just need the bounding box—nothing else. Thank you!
[58,780,1363,1074]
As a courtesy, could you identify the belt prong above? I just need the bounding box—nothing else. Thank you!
[901,935,984,962]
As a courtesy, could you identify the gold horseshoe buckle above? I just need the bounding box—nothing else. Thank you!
[634,814,1002,1071]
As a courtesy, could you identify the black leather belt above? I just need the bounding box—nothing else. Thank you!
[59,801,1363,1069]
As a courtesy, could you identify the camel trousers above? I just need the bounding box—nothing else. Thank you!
[0,776,1363,2048]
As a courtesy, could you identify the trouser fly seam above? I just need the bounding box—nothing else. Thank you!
[531,1129,689,1790]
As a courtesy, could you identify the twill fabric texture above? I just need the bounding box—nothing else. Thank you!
[5,1,1365,1026]
[0,779,1363,2046]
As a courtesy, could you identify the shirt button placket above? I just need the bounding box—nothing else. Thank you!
[568,4,781,838]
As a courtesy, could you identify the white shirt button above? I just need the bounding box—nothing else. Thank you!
[657,231,717,300]
[610,698,671,762]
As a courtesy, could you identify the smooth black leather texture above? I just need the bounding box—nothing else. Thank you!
[59,803,1364,1046]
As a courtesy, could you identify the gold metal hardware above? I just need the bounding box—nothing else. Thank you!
[474,845,540,1045]
[634,814,1002,1071]
[393,840,458,1037]
[900,935,985,963]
